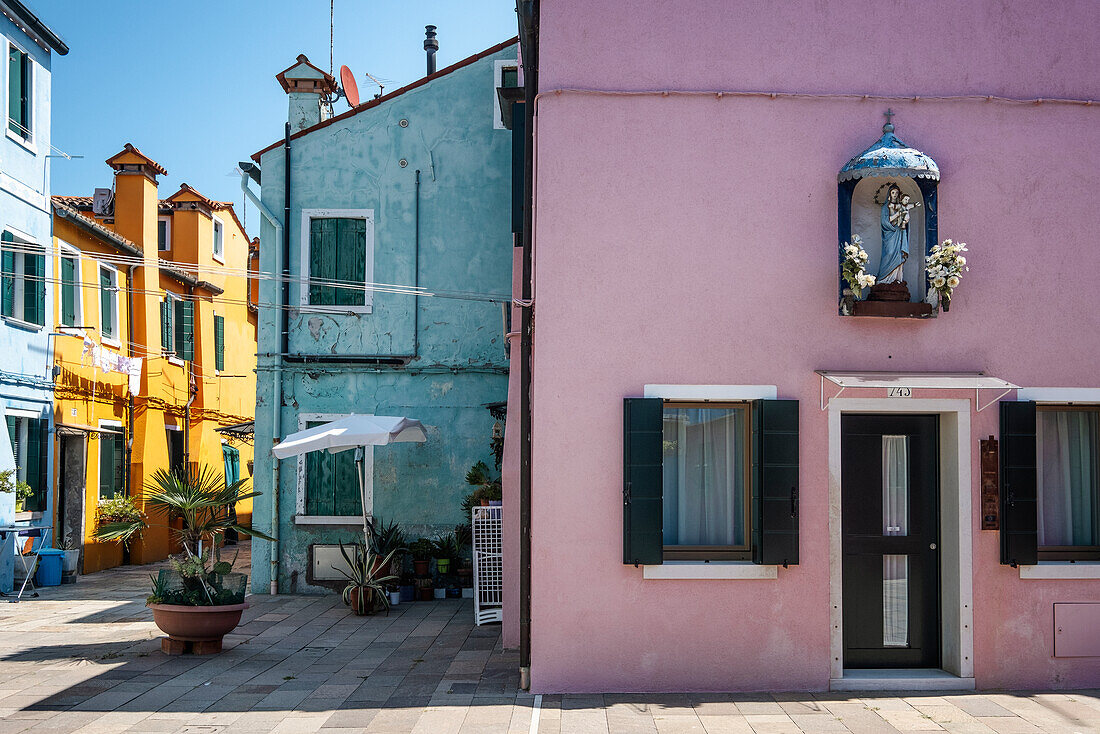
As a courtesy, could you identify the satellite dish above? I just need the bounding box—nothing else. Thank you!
[340,65,360,107]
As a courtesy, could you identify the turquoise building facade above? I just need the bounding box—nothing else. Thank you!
[0,2,67,593]
[248,39,518,593]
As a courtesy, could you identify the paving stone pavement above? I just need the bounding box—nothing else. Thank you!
[1,543,1098,733]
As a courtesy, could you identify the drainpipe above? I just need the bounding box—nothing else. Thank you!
[517,0,538,692]
[413,170,421,358]
[239,138,288,595]
[184,286,196,470]
[124,265,136,498]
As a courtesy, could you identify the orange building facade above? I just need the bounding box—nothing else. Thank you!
[51,144,257,573]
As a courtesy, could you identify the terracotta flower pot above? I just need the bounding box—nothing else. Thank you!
[148,603,248,654]
[418,586,434,601]
[349,588,375,616]
[413,559,429,576]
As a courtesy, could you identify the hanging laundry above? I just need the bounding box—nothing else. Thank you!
[120,356,143,394]
[81,336,96,367]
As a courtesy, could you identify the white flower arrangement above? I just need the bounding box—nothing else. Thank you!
[926,239,968,305]
[841,234,875,299]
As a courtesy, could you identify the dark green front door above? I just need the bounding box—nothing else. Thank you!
[842,414,940,668]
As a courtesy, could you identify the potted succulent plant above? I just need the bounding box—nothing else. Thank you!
[410,537,433,576]
[366,517,406,578]
[416,575,434,601]
[95,466,271,655]
[335,543,397,616]
[432,532,461,574]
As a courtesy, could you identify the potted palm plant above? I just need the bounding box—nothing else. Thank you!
[95,466,271,655]
[335,543,398,615]
[410,537,433,576]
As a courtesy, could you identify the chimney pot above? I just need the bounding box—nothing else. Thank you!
[424,25,438,76]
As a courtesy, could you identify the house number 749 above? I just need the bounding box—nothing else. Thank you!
[888,387,912,398]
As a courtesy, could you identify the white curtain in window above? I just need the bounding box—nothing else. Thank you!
[1038,410,1100,546]
[662,408,744,547]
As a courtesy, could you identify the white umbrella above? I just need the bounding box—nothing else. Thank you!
[271,414,428,545]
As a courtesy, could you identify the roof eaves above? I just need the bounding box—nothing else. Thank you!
[252,36,519,162]
[52,200,142,257]
[0,0,68,55]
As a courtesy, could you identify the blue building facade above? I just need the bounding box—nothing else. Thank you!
[0,1,67,592]
[248,39,518,593]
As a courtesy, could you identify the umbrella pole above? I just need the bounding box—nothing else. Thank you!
[356,452,369,549]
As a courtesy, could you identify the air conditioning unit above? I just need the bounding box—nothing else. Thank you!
[92,188,114,216]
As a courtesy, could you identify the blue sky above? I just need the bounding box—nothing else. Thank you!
[40,1,517,237]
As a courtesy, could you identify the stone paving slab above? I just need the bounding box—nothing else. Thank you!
[2,543,1098,733]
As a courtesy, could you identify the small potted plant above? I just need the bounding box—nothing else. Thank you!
[366,517,406,578]
[925,238,969,312]
[432,533,459,574]
[416,576,433,601]
[96,495,144,550]
[14,479,33,513]
[410,538,433,576]
[95,466,271,655]
[58,535,80,581]
[335,543,397,616]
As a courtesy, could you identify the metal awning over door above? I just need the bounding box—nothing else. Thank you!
[816,371,1019,411]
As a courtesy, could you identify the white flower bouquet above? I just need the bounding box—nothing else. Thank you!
[926,239,968,307]
[841,235,875,300]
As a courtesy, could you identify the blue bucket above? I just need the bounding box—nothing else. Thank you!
[35,549,65,587]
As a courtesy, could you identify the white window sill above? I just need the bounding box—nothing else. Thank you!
[101,336,121,349]
[167,355,184,367]
[212,253,225,264]
[643,562,778,580]
[294,515,371,525]
[1,316,43,332]
[6,129,35,154]
[1019,562,1100,580]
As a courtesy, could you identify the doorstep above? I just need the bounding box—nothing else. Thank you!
[831,669,975,691]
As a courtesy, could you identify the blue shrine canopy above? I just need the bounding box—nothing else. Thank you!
[838,122,940,183]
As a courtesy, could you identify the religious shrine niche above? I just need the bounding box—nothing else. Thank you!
[838,112,939,318]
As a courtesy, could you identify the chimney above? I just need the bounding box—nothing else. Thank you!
[424,25,438,76]
[276,54,337,132]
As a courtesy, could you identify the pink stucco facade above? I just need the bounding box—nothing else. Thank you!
[518,0,1100,692]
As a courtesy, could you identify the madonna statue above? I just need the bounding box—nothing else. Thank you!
[877,185,919,283]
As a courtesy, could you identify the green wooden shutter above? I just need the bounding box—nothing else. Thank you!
[160,299,173,353]
[623,397,664,565]
[214,315,225,371]
[511,102,525,234]
[309,218,338,305]
[60,256,76,326]
[24,418,41,511]
[1,246,14,317]
[99,269,113,338]
[1000,400,1038,566]
[752,399,800,567]
[99,433,124,499]
[175,299,194,361]
[7,47,22,137]
[304,421,334,515]
[35,419,48,512]
[24,252,44,326]
[334,450,362,515]
[335,218,366,307]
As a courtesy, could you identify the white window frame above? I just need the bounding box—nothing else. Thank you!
[1,227,43,329]
[5,39,34,151]
[493,59,519,130]
[157,216,172,252]
[56,241,82,330]
[299,209,374,314]
[640,384,779,578]
[211,214,225,263]
[163,292,183,365]
[97,419,125,500]
[98,262,120,348]
[293,412,373,523]
[1016,390,1100,578]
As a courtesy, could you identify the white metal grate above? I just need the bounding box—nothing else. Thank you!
[472,505,503,625]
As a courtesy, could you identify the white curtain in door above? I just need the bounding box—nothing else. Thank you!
[662,407,744,547]
[1037,410,1100,546]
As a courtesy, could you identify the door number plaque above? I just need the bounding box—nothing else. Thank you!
[980,435,999,530]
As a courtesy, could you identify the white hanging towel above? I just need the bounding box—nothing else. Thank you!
[81,336,96,366]
[122,356,142,394]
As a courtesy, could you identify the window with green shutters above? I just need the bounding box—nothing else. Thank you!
[173,298,194,361]
[59,252,79,327]
[7,44,30,140]
[1,231,45,326]
[160,298,174,355]
[99,266,118,340]
[300,416,364,516]
[6,415,48,512]
[214,314,225,371]
[98,431,125,499]
[305,215,371,309]
[622,397,800,567]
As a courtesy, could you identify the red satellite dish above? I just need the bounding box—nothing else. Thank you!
[340,65,360,107]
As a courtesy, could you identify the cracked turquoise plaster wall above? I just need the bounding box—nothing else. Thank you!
[250,44,516,593]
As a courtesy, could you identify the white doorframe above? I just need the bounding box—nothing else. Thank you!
[828,398,974,682]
